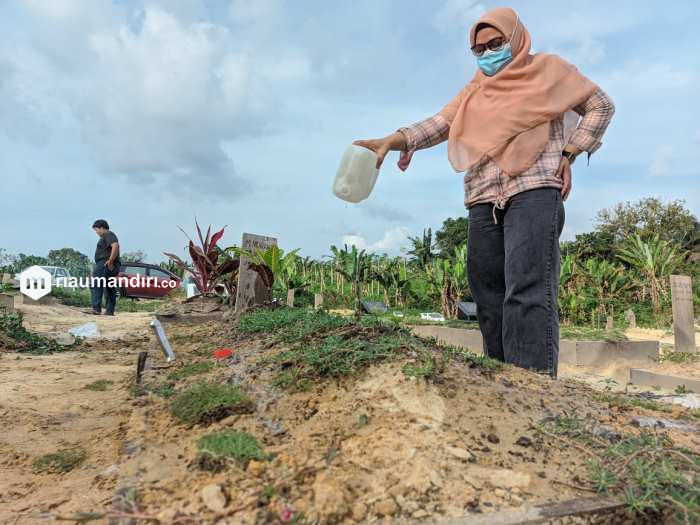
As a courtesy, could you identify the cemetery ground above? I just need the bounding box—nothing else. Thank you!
[1,299,699,524]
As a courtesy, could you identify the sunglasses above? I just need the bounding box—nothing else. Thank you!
[470,36,507,57]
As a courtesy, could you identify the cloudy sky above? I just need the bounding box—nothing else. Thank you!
[1,0,698,262]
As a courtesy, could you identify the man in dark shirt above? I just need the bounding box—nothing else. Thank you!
[91,219,121,315]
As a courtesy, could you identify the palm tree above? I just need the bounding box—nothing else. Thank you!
[616,234,685,313]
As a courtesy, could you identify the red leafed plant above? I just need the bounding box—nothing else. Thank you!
[164,220,238,294]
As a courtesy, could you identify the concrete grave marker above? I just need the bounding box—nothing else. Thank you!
[605,315,614,332]
[0,293,15,311]
[625,309,636,328]
[314,293,323,310]
[235,233,277,312]
[670,275,696,353]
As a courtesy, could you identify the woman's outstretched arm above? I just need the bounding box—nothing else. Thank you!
[353,132,408,169]
[354,85,469,170]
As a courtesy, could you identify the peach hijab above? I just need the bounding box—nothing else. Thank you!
[441,7,598,176]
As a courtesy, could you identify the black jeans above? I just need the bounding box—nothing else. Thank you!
[467,187,565,377]
[91,261,119,315]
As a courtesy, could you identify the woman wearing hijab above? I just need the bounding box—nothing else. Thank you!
[354,7,614,378]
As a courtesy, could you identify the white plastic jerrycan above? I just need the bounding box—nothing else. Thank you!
[333,144,380,203]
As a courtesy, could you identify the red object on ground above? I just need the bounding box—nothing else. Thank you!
[213,348,233,359]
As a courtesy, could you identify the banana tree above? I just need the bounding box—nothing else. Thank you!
[616,234,685,313]
[559,254,583,324]
[581,258,632,323]
[330,244,372,318]
[425,244,470,318]
[371,258,410,307]
[228,245,300,293]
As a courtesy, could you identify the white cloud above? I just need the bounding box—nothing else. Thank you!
[433,0,484,34]
[342,227,410,254]
[649,145,674,177]
[229,0,284,25]
[3,3,317,197]
[22,0,103,22]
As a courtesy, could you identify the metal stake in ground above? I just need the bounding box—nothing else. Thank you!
[136,351,148,384]
[149,318,176,362]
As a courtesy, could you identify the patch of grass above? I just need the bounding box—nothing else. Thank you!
[167,361,214,381]
[402,350,436,379]
[445,319,480,329]
[660,351,700,365]
[33,447,86,473]
[265,329,408,390]
[539,414,700,523]
[237,307,316,333]
[129,381,176,398]
[150,383,177,398]
[675,384,693,395]
[593,393,672,413]
[170,382,253,425]
[440,344,504,373]
[0,309,75,354]
[237,307,351,343]
[248,310,502,389]
[403,339,503,380]
[196,431,266,471]
[560,325,628,342]
[169,332,196,344]
[84,379,114,391]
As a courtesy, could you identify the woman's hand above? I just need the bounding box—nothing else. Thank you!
[353,132,407,169]
[556,157,572,200]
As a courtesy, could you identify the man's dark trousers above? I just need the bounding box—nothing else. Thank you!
[467,187,565,377]
[91,262,119,315]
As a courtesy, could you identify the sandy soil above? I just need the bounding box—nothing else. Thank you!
[623,325,700,381]
[16,301,154,340]
[1,304,698,524]
[0,340,149,523]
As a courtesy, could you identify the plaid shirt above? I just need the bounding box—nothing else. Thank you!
[397,89,615,218]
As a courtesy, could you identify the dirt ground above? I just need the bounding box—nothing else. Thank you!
[1,303,698,524]
[17,301,155,340]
